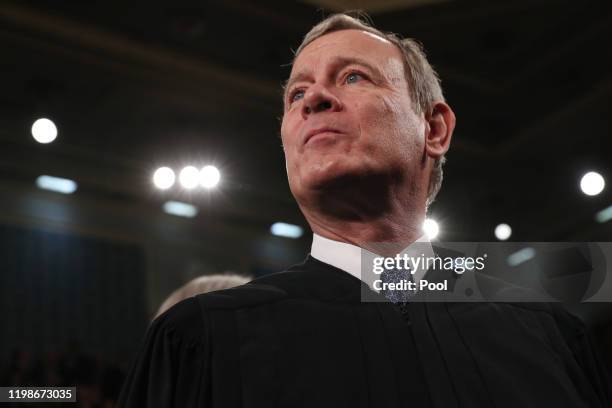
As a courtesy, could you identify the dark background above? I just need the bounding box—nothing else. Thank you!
[0,0,611,406]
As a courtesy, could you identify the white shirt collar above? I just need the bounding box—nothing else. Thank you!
[310,233,434,292]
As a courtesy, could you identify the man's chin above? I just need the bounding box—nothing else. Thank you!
[301,166,377,193]
[301,163,356,190]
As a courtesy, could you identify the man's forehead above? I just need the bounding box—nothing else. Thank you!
[293,29,399,67]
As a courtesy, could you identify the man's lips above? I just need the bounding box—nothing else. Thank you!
[303,127,342,146]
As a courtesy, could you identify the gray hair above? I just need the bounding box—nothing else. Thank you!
[291,12,447,205]
[155,273,251,319]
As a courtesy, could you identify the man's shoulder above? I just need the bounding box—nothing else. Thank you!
[466,271,586,331]
[151,280,287,343]
[151,296,207,344]
[464,274,584,330]
[157,257,332,318]
[195,280,289,310]
[155,278,289,329]
[195,255,358,310]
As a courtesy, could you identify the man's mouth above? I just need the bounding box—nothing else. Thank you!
[303,127,342,146]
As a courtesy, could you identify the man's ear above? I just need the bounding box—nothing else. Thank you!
[424,101,455,158]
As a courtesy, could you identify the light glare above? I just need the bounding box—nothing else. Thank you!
[36,175,77,194]
[179,166,200,189]
[580,171,605,196]
[200,165,220,188]
[31,118,58,144]
[494,223,512,241]
[163,201,198,218]
[153,167,175,189]
[423,218,439,240]
[270,222,303,239]
[595,205,612,223]
[507,247,536,267]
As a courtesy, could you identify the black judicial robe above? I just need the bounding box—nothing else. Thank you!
[117,256,611,408]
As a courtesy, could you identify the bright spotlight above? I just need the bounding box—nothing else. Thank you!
[153,167,175,190]
[423,218,439,240]
[270,222,303,239]
[200,165,220,188]
[179,166,200,189]
[36,175,77,194]
[580,171,605,196]
[31,118,58,144]
[494,223,512,241]
[163,201,198,218]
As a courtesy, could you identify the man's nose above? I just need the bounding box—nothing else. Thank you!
[301,84,342,119]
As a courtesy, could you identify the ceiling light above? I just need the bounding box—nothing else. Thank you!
[36,175,77,194]
[423,218,439,240]
[163,201,198,218]
[494,223,512,241]
[270,222,303,239]
[580,171,605,196]
[153,167,175,190]
[31,118,58,144]
[179,166,200,189]
[200,165,220,188]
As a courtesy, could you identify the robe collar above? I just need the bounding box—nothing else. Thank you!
[310,232,434,292]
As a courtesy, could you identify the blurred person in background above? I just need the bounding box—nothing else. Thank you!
[154,273,252,319]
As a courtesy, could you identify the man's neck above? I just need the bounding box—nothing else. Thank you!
[296,171,428,254]
[302,205,426,255]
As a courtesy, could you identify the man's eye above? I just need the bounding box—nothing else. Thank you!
[345,72,364,84]
[290,90,305,103]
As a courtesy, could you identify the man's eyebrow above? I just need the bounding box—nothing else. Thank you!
[331,56,381,77]
[283,56,382,99]
[283,71,311,99]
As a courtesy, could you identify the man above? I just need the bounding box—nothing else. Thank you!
[117,13,610,407]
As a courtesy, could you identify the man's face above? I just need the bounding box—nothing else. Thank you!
[280,29,426,204]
